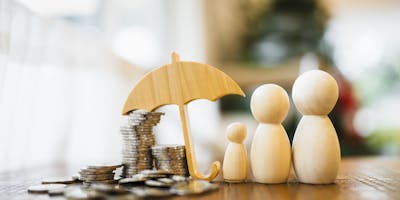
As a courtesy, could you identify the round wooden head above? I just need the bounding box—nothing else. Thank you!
[226,122,246,143]
[292,70,339,115]
[250,84,290,124]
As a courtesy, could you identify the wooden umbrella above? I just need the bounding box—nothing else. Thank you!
[122,52,245,181]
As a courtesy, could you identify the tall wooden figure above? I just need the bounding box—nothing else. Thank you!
[250,84,291,183]
[292,70,340,184]
[223,122,247,183]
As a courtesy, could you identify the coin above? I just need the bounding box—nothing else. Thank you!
[151,145,189,176]
[157,178,175,184]
[41,177,80,184]
[171,175,188,182]
[48,188,65,196]
[86,163,122,170]
[27,184,66,194]
[118,176,147,185]
[120,110,164,178]
[145,180,172,188]
[139,169,174,176]
[79,163,120,183]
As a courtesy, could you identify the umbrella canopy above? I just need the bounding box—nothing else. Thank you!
[122,52,245,180]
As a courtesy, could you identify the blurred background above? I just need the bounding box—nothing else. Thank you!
[0,0,400,173]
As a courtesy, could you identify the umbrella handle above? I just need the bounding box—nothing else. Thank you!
[179,105,221,181]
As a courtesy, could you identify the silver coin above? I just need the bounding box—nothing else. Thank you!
[84,179,117,184]
[122,155,152,159]
[152,150,186,153]
[72,174,81,180]
[79,172,115,177]
[151,144,185,149]
[145,180,172,188]
[155,162,187,166]
[27,184,66,194]
[139,169,171,175]
[118,176,147,185]
[86,163,122,170]
[48,187,65,196]
[79,169,115,175]
[157,178,175,184]
[79,170,115,176]
[122,165,152,169]
[41,177,80,184]
[122,156,152,160]
[120,129,153,133]
[80,176,115,181]
[171,175,188,182]
[120,128,153,132]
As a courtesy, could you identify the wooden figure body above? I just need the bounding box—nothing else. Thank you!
[292,70,340,184]
[223,122,247,183]
[250,84,291,184]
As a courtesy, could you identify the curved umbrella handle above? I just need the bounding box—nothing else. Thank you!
[178,105,220,181]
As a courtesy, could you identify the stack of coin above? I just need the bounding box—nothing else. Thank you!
[78,163,121,183]
[151,145,189,176]
[121,110,164,177]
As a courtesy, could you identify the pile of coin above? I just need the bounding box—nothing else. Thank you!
[28,169,220,198]
[121,110,164,177]
[151,145,189,176]
[78,163,122,183]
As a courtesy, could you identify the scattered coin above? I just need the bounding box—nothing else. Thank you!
[118,177,146,185]
[157,177,175,184]
[27,110,222,198]
[171,175,188,182]
[48,187,65,196]
[145,180,172,188]
[28,184,66,194]
[42,177,81,185]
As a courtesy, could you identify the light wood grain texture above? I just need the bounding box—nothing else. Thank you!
[122,52,245,181]
[13,157,400,200]
[292,70,340,184]
[250,84,291,183]
[223,122,247,183]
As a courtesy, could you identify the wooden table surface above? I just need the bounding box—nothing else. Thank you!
[1,157,399,199]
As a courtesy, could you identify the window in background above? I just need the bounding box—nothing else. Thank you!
[0,0,223,175]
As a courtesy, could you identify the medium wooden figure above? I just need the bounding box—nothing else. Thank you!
[223,122,247,183]
[292,70,340,184]
[250,84,291,184]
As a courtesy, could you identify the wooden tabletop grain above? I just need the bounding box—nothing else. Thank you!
[1,157,399,200]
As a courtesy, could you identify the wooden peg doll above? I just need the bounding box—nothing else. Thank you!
[223,122,247,183]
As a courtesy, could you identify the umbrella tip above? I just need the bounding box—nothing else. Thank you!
[171,52,180,64]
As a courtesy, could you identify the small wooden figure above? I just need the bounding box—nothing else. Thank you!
[223,122,247,183]
[250,84,291,184]
[292,70,340,184]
